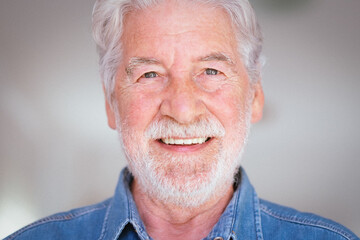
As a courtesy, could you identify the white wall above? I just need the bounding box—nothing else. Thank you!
[0,0,359,238]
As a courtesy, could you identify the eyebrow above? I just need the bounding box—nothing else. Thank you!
[125,52,235,76]
[198,52,235,66]
[125,57,161,76]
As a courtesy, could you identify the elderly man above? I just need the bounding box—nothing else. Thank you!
[6,0,359,239]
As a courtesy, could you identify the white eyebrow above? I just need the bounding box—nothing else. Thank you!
[125,57,161,76]
[125,53,234,76]
[198,52,235,66]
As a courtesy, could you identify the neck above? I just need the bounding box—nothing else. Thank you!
[132,180,234,240]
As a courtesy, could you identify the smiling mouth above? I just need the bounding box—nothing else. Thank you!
[159,137,211,145]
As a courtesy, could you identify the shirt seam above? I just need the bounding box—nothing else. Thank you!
[124,170,149,240]
[260,204,356,240]
[7,203,108,240]
[98,200,113,240]
[127,200,150,239]
[225,184,239,240]
[253,192,264,240]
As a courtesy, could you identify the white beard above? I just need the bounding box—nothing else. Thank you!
[114,103,251,208]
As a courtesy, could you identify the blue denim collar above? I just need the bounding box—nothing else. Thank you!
[99,167,264,240]
[207,169,264,240]
[99,168,150,240]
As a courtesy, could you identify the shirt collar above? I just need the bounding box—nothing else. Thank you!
[99,168,150,240]
[207,169,264,240]
[100,167,264,240]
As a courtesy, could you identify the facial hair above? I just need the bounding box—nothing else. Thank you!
[114,101,252,208]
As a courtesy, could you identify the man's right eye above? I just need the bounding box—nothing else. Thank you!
[143,72,158,78]
[205,68,219,76]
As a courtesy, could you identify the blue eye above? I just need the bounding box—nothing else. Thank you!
[143,72,158,78]
[205,68,219,75]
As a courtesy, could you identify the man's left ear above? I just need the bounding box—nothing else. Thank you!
[250,81,264,123]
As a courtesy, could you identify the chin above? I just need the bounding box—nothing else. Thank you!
[127,142,244,208]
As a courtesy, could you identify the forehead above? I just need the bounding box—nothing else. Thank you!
[121,1,239,62]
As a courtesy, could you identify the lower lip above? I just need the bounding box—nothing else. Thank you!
[155,138,213,153]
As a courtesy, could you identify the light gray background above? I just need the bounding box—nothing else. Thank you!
[0,0,359,238]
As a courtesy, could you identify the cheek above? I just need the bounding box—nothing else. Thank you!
[207,85,248,128]
[118,90,161,130]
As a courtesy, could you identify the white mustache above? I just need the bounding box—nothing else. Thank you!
[145,116,226,139]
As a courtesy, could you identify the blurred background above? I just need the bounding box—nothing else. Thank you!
[0,0,359,238]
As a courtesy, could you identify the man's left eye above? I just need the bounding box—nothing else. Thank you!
[205,68,219,75]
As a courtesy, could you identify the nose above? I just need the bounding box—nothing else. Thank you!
[160,75,206,124]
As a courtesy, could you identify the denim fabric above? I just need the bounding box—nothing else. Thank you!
[5,167,359,240]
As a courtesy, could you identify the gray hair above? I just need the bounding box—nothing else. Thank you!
[92,0,263,104]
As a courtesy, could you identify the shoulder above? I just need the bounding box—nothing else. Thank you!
[259,199,359,240]
[5,199,111,240]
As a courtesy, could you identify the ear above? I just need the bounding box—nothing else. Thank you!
[103,85,117,130]
[250,81,264,123]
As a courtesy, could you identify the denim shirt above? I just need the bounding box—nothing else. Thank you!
[5,167,359,240]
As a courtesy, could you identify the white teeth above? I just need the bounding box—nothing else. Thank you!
[184,139,192,144]
[161,137,208,145]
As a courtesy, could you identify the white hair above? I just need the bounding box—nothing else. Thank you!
[92,0,263,104]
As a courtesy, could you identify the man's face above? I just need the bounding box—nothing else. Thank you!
[106,1,264,206]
